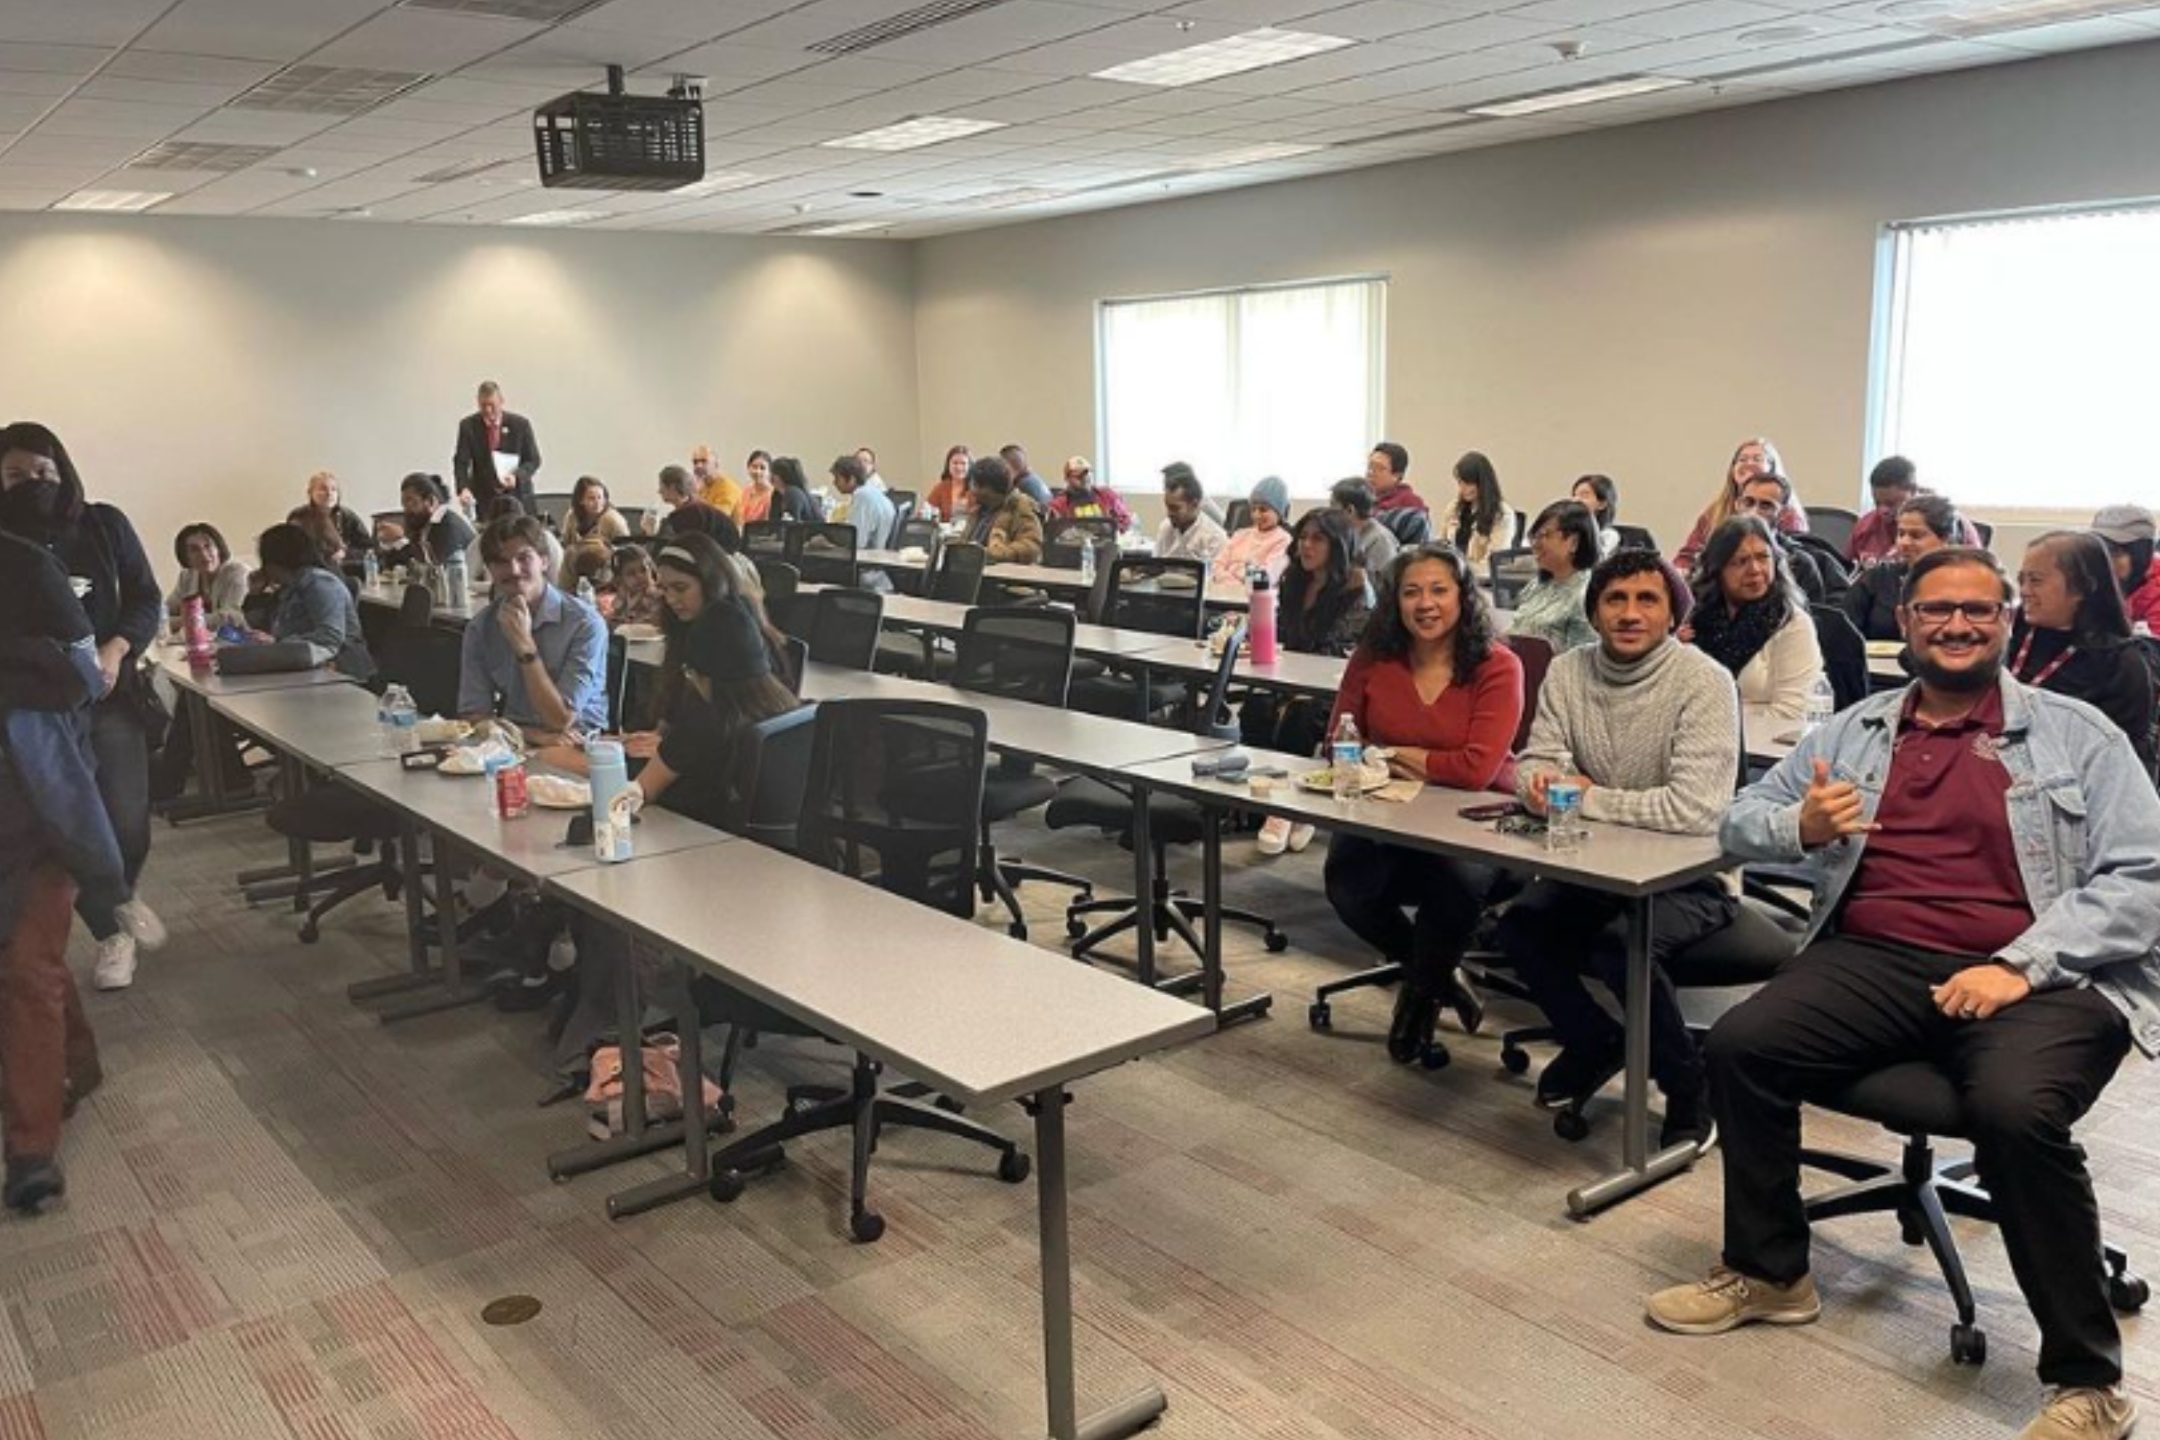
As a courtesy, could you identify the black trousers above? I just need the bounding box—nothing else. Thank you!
[1708,935,2132,1389]
[1497,878,1736,1095]
[89,699,151,887]
[1323,834,1495,992]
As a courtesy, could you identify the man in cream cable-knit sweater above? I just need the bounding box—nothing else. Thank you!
[1502,548,1743,1149]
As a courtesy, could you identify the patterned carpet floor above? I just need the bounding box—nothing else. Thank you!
[3,806,2155,1439]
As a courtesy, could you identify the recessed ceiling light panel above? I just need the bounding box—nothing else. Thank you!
[1736,23,1818,42]
[1466,74,1691,117]
[1095,28,1355,87]
[505,208,611,225]
[823,115,1006,151]
[1186,142,1324,170]
[53,190,173,212]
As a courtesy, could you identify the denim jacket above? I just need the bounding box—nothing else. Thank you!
[1723,673,2160,1058]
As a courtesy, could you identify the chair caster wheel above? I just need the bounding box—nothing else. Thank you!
[998,1150,1030,1184]
[1949,1323,1986,1366]
[1264,931,1289,953]
[1500,1046,1530,1075]
[710,1170,746,1203]
[1008,922,1028,940]
[2109,1273,2149,1312]
[1419,1043,1450,1071]
[299,924,320,944]
[851,1209,886,1243]
[1065,918,1086,939]
[1553,1109,1590,1143]
[1308,1002,1331,1030]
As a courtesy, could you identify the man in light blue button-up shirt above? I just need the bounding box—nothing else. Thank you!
[458,515,607,742]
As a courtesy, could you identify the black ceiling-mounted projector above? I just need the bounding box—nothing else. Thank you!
[533,64,704,191]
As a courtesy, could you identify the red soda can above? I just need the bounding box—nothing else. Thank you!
[492,759,530,819]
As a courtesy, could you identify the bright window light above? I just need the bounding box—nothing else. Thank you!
[669,171,762,196]
[1095,28,1354,88]
[52,190,172,212]
[1467,75,1689,117]
[823,116,1005,152]
[1098,277,1386,500]
[802,220,886,236]
[1875,202,2160,511]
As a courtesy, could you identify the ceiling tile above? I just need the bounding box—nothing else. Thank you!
[310,8,548,70]
[0,42,114,76]
[78,75,258,107]
[133,0,394,64]
[0,0,175,48]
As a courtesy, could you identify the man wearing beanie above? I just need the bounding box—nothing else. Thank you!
[2092,505,2160,634]
[1210,475,1293,587]
[1499,548,1741,1149]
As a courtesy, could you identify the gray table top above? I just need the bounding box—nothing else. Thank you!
[358,579,485,625]
[1119,746,1733,898]
[152,645,362,699]
[208,684,395,769]
[807,588,1188,662]
[545,845,1216,1107]
[332,757,733,882]
[1742,703,1802,767]
[797,663,1230,774]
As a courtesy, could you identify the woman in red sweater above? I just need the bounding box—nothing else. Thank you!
[1324,543,1524,1068]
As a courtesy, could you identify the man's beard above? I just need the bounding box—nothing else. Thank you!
[1907,648,2002,693]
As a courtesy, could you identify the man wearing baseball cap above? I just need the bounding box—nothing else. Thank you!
[2092,505,2160,634]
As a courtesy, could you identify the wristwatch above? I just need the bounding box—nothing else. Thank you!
[515,649,539,665]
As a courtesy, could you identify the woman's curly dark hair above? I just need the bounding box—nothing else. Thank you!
[1356,542,1496,679]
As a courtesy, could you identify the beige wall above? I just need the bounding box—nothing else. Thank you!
[0,214,918,570]
[912,40,2160,560]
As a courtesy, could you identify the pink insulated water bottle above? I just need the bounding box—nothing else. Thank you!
[182,596,214,670]
[1248,570,1277,665]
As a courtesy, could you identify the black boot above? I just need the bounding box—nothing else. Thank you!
[1387,985,1442,1065]
[4,1155,64,1215]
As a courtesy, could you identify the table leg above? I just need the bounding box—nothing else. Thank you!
[1195,802,1272,1028]
[1566,893,1699,1218]
[1033,1087,1166,1440]
[1129,783,1154,989]
[347,820,438,1002]
[372,832,489,1022]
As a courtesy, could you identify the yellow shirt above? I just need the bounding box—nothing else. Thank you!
[700,473,743,518]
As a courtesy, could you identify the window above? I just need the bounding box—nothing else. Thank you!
[1875,203,2160,512]
[1097,276,1385,499]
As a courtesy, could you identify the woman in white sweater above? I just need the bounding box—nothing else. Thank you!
[1684,514,1824,719]
[165,522,251,630]
[1438,450,1521,570]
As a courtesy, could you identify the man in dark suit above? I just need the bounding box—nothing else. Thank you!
[453,380,541,512]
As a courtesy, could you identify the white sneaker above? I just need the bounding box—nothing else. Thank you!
[94,933,138,991]
[116,898,167,952]
[1257,816,1292,855]
[1286,823,1316,853]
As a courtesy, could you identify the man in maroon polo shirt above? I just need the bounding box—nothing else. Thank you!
[1366,442,1424,514]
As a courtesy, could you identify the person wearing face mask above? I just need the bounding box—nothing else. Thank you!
[286,470,373,569]
[1686,515,1826,721]
[0,422,164,954]
[1674,438,1809,573]
[2008,531,2157,775]
[375,472,475,570]
[1323,545,1524,1068]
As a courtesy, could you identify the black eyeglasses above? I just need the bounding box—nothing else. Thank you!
[1909,599,2011,626]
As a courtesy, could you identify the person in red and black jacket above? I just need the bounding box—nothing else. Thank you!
[1323,542,1524,1068]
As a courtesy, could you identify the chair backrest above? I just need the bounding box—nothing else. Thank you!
[1486,546,1537,608]
[605,631,631,731]
[743,519,790,558]
[1803,505,1858,558]
[1375,506,1432,546]
[1810,602,1870,710]
[952,606,1076,706]
[1789,531,1853,586]
[789,522,859,586]
[753,558,801,635]
[1195,622,1247,738]
[1508,508,1527,547]
[796,697,988,919]
[399,581,434,627]
[1613,523,1659,554]
[376,624,462,717]
[780,634,810,693]
[721,703,819,851]
[1222,499,1253,534]
[617,506,646,535]
[372,509,403,539]
[895,516,942,556]
[1972,518,1995,549]
[1499,633,1554,752]
[808,587,884,670]
[532,491,574,528]
[1104,554,1208,638]
[1041,516,1116,571]
[886,490,917,535]
[928,541,987,604]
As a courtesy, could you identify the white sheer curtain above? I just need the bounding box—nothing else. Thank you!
[1880,205,2160,511]
[1099,278,1384,500]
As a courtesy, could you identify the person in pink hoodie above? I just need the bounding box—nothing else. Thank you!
[1211,475,1293,587]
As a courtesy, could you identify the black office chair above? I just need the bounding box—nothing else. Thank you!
[1614,524,1659,554]
[1803,505,1858,558]
[268,789,414,943]
[617,506,647,535]
[885,490,917,536]
[893,516,943,558]
[880,542,990,677]
[743,520,789,560]
[751,557,801,635]
[1811,603,1870,710]
[720,704,819,853]
[779,634,810,694]
[1308,634,1555,1058]
[705,698,1028,1242]
[376,622,463,718]
[1066,555,1208,720]
[1045,624,1287,971]
[951,607,1094,939]
[1375,507,1432,546]
[1222,499,1253,534]
[603,632,631,732]
[1972,519,1995,549]
[1042,516,1115,571]
[1486,546,1537,608]
[1800,1061,2147,1366]
[807,587,883,670]
[398,582,434,628]
[531,491,574,528]
[788,522,859,587]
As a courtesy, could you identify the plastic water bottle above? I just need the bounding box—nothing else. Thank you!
[444,552,470,606]
[575,576,597,609]
[1248,570,1277,665]
[387,685,419,755]
[1331,714,1363,805]
[587,739,633,862]
[362,549,379,589]
[376,685,397,756]
[1077,539,1096,586]
[1802,672,1836,735]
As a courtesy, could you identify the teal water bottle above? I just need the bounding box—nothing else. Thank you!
[587,739,632,861]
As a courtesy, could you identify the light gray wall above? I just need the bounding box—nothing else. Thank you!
[912,40,2160,559]
[0,214,919,570]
